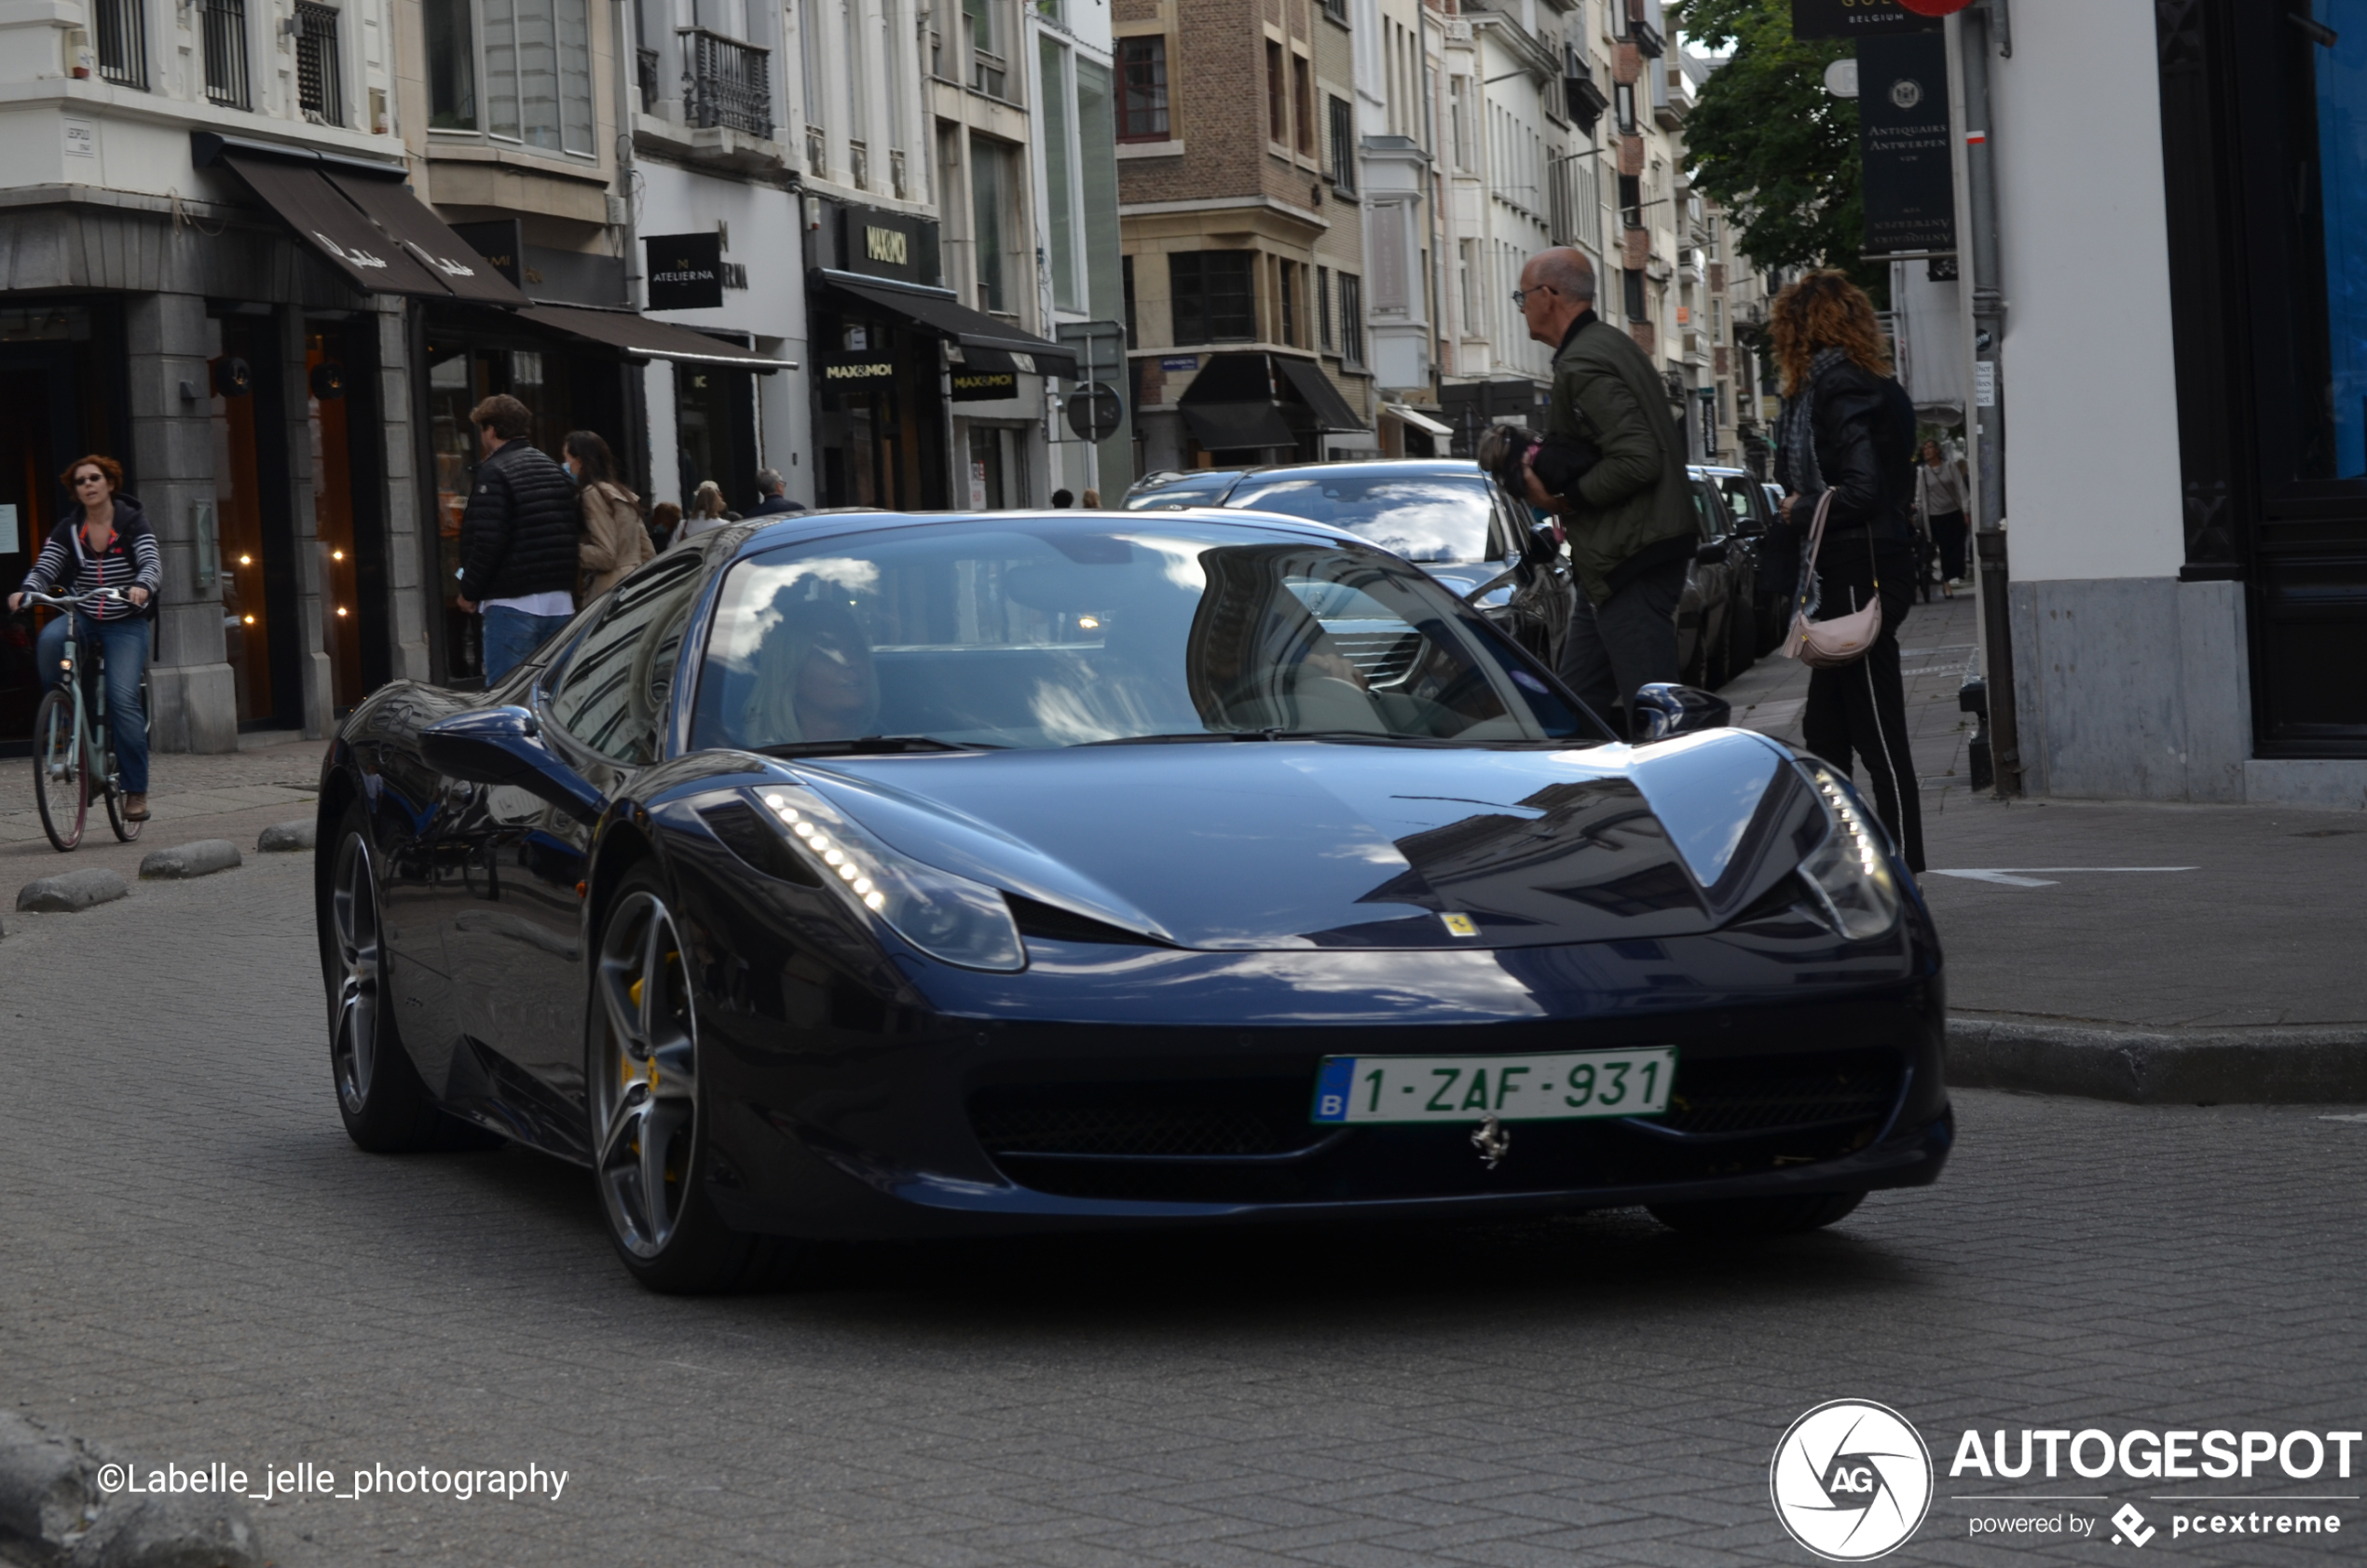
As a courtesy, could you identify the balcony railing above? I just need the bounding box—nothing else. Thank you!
[805,125,826,177]
[679,28,773,139]
[849,139,869,190]
[294,2,342,125]
[199,0,250,109]
[93,0,147,90]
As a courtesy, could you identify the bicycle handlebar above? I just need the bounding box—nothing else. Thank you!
[17,587,128,612]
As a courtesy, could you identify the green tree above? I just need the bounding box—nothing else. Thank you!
[1672,0,1885,307]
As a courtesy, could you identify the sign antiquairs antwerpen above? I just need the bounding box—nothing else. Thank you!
[1857,31,1957,257]
[1790,0,1940,39]
[643,231,724,311]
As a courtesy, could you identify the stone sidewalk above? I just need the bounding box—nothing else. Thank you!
[1721,593,2367,1099]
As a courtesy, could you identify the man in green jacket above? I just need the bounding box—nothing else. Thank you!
[1515,247,1698,739]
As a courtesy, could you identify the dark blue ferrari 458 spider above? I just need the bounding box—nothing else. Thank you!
[315,508,1950,1291]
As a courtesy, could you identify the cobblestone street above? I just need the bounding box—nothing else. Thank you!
[2,849,2362,1566]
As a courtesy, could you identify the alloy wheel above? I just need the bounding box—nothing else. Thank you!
[330,833,382,1113]
[593,891,700,1259]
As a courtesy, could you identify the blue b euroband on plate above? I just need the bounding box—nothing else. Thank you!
[1310,1047,1677,1125]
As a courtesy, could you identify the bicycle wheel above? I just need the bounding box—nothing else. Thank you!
[32,689,87,852]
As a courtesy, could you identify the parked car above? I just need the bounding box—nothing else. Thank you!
[1677,470,1751,689]
[1122,470,1250,511]
[1130,459,1576,672]
[316,507,1950,1291]
[1701,466,1789,657]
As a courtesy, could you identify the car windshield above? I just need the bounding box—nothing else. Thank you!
[691,518,1595,753]
[1124,471,1241,510]
[1219,472,1496,563]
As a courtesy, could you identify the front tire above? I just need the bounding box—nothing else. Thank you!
[588,868,787,1293]
[1648,1190,1866,1236]
[322,802,446,1152]
[32,689,86,852]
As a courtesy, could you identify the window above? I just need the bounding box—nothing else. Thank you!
[1328,94,1355,194]
[1123,253,1138,348]
[427,0,595,153]
[1318,265,1332,350]
[200,0,253,110]
[548,558,705,765]
[1449,75,1471,171]
[1266,41,1286,144]
[1292,55,1313,155]
[843,0,869,180]
[971,138,1015,312]
[1458,239,1476,330]
[1338,272,1364,367]
[93,0,149,89]
[1321,0,1344,20]
[964,0,1007,98]
[1118,36,1169,140]
[1279,259,1298,347]
[1041,36,1080,310]
[1614,80,1635,133]
[294,3,343,123]
[1622,266,1647,322]
[1170,251,1255,344]
[1619,172,1641,229]
[796,0,824,168]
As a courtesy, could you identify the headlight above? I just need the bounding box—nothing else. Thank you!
[1798,767,1900,939]
[755,785,1026,972]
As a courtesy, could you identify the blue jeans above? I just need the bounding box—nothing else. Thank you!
[480,606,574,683]
[37,612,149,793]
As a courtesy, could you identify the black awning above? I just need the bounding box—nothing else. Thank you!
[1274,356,1368,432]
[325,170,528,307]
[1182,402,1299,452]
[216,153,452,298]
[515,304,796,371]
[814,269,1080,378]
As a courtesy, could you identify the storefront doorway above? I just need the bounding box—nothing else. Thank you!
[675,363,758,514]
[307,325,378,713]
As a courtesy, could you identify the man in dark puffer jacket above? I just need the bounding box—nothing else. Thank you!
[457,393,583,681]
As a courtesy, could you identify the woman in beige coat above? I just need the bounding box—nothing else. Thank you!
[566,430,650,601]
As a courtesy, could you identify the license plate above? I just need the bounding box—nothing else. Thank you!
[1310,1047,1676,1125]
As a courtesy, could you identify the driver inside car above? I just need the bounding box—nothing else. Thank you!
[739,597,880,746]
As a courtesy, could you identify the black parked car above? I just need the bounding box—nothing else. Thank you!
[1129,459,1576,670]
[316,509,1950,1292]
[1702,466,1789,657]
[1678,470,1752,689]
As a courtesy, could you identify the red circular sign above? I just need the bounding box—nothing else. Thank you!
[1896,0,1974,14]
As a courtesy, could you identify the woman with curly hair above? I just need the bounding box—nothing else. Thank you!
[1771,268,1924,872]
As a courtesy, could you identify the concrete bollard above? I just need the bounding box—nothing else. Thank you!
[256,820,317,853]
[15,869,130,913]
[137,840,243,880]
[0,1410,263,1567]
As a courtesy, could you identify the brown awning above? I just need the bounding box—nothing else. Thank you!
[325,170,528,307]
[814,268,1080,378]
[515,304,796,371]
[218,153,452,298]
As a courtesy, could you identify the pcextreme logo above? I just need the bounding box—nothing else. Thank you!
[1771,1400,1936,1561]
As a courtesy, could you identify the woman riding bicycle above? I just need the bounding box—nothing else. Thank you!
[7,455,159,821]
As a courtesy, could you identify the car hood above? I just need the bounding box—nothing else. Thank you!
[790,729,1827,951]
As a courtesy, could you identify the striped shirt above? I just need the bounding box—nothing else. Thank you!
[21,508,161,621]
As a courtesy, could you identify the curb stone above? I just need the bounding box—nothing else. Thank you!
[15,870,129,914]
[136,841,241,880]
[255,820,315,853]
[1947,1013,2367,1105]
[0,1411,260,1568]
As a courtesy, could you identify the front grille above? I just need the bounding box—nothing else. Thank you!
[1657,1048,1901,1135]
[970,1080,1319,1158]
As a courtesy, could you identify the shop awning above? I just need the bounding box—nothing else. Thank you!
[515,304,796,371]
[813,268,1079,378]
[1384,402,1455,438]
[194,132,529,306]
[1274,357,1368,432]
[1181,402,1299,452]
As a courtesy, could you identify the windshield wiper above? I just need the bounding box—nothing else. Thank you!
[755,734,1004,757]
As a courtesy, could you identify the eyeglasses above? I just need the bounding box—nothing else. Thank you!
[72,472,107,487]
[1510,284,1556,310]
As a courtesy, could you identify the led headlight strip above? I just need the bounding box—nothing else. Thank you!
[1797,767,1902,940]
[756,784,1027,971]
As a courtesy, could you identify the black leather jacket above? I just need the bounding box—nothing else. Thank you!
[1775,358,1917,548]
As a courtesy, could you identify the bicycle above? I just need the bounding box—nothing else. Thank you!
[21,587,153,852]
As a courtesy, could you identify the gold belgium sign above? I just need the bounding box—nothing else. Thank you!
[866,226,909,266]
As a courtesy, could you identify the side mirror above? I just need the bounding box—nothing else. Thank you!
[1523,520,1564,565]
[420,705,606,822]
[1694,539,1730,566]
[1632,682,1731,742]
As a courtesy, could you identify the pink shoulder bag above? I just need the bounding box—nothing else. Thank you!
[1780,489,1883,668]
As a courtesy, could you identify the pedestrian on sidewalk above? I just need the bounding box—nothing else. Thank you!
[7,454,157,820]
[677,481,737,539]
[648,501,683,553]
[1916,438,1971,596]
[456,395,581,682]
[1514,246,1696,740]
[567,430,650,602]
[1772,270,1925,872]
[746,469,806,518]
